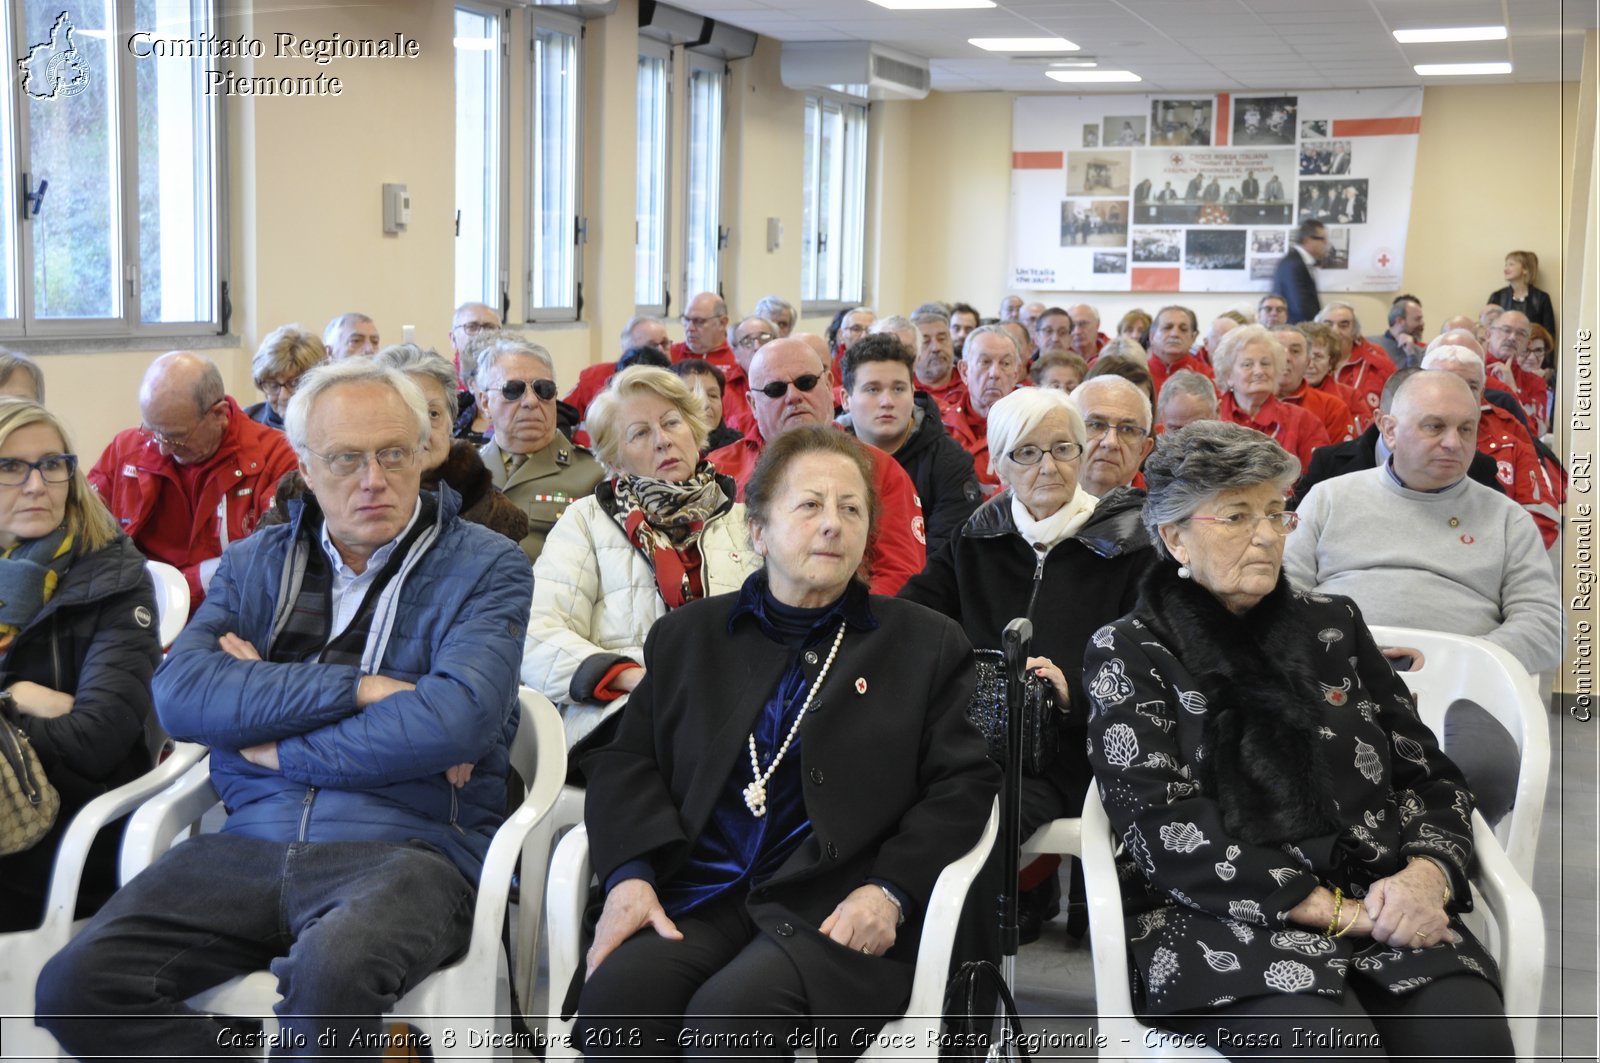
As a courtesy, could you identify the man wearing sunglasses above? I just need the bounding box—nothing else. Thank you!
[476,337,603,563]
[671,292,734,370]
[88,352,298,610]
[706,337,926,594]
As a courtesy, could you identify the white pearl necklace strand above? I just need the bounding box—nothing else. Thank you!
[743,620,848,818]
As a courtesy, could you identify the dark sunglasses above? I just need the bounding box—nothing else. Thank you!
[756,374,822,399]
[497,378,558,402]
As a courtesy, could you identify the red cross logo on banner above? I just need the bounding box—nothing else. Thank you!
[1377,253,1391,267]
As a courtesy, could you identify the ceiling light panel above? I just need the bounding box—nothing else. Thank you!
[1393,25,1506,43]
[969,37,1080,51]
[865,0,995,8]
[1414,61,1513,75]
[1045,69,1142,82]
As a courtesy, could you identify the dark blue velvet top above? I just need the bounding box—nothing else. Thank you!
[611,572,879,918]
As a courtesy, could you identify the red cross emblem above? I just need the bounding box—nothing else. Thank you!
[1377,253,1391,267]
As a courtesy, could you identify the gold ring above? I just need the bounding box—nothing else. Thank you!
[1414,930,1426,938]
[861,946,872,954]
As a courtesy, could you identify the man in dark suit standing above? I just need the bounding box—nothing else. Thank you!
[1240,170,1260,201]
[1290,368,1504,508]
[1184,172,1204,200]
[1273,218,1327,325]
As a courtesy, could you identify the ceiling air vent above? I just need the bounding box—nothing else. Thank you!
[780,41,931,101]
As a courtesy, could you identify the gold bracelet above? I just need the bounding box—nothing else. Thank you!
[1326,887,1343,936]
[1332,905,1361,939]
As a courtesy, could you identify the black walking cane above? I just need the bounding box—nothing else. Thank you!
[999,616,1031,991]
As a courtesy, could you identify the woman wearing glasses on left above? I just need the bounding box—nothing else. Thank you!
[0,399,162,931]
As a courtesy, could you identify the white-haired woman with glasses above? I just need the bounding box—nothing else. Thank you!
[523,366,762,750]
[899,386,1154,940]
[1084,421,1511,1060]
[0,399,161,931]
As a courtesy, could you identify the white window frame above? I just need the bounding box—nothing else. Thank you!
[2,0,227,341]
[452,1,510,317]
[800,92,868,315]
[634,40,670,316]
[681,55,725,304]
[525,8,583,323]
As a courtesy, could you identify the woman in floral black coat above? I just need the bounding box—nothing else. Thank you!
[1084,421,1512,1060]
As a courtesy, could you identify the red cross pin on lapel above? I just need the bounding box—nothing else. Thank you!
[855,677,867,695]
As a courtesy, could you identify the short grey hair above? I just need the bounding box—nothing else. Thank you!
[375,343,460,418]
[985,387,1086,478]
[964,324,1022,368]
[1140,421,1300,558]
[620,314,664,343]
[252,325,327,388]
[752,296,795,323]
[460,328,507,382]
[1157,370,1219,417]
[284,360,430,457]
[322,312,374,349]
[0,350,44,402]
[871,315,916,348]
[1099,337,1146,362]
[474,336,555,393]
[1420,344,1485,375]
[1072,374,1152,429]
[1315,300,1361,334]
[1212,324,1285,382]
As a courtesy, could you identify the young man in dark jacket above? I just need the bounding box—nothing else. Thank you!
[839,334,983,557]
[39,360,534,1056]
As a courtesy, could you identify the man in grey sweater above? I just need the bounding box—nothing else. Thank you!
[1284,371,1560,823]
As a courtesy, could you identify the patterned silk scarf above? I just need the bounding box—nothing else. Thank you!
[611,464,728,609]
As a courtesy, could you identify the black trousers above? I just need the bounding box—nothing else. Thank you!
[574,892,891,1061]
[1152,973,1514,1062]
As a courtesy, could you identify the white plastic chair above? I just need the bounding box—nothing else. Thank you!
[1369,625,1550,882]
[144,560,189,650]
[512,782,585,1022]
[544,800,1001,1061]
[116,688,566,1059]
[0,741,207,1062]
[1080,787,1545,1062]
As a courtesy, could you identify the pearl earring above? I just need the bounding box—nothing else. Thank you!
[1177,564,1191,579]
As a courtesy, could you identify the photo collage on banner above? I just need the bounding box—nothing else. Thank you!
[1009,89,1421,295]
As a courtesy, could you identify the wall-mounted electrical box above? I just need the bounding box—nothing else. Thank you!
[383,183,410,234]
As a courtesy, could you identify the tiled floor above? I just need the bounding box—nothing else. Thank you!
[523,709,1597,1060]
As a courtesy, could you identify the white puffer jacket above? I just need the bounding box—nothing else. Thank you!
[523,485,761,746]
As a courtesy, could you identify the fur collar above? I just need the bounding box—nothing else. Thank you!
[1137,562,1343,846]
[426,441,495,512]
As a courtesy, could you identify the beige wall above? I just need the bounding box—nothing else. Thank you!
[882,83,1579,342]
[23,3,1586,473]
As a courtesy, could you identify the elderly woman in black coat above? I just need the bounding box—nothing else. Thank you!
[1084,421,1512,1060]
[0,400,160,931]
[573,426,998,1059]
[899,386,1154,936]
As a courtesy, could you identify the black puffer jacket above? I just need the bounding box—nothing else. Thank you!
[898,486,1155,809]
[841,392,983,557]
[0,533,160,929]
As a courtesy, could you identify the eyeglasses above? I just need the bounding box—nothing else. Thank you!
[305,446,417,478]
[1490,325,1531,340]
[1036,326,1072,341]
[681,315,717,328]
[756,374,823,399]
[840,324,870,337]
[736,332,773,351]
[1004,441,1084,466]
[494,378,558,403]
[1084,418,1149,444]
[1186,511,1300,535]
[453,320,497,336]
[260,377,302,398]
[0,453,76,486]
[142,401,223,447]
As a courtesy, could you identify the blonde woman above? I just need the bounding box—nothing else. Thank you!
[245,325,327,431]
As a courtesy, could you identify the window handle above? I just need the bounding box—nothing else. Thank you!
[22,173,48,218]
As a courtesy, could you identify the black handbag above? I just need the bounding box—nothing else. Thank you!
[968,648,1059,775]
[942,959,1033,1063]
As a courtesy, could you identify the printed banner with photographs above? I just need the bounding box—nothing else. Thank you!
[1009,89,1421,294]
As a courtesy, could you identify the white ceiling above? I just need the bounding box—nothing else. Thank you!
[668,0,1596,92]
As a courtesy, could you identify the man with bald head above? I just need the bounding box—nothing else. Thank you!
[89,352,298,606]
[1421,345,1559,548]
[1020,301,1046,337]
[705,337,926,593]
[672,292,733,368]
[1286,370,1560,824]
[998,295,1024,324]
